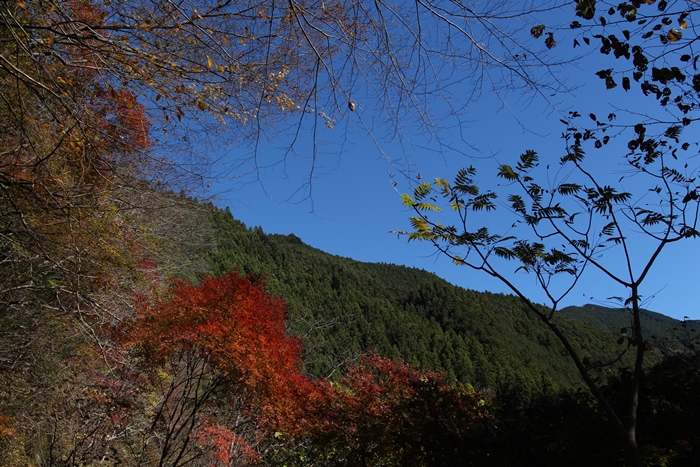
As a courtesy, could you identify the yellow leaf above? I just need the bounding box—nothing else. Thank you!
[206,55,213,70]
[400,193,415,207]
[415,202,441,212]
[668,29,682,42]
[435,178,450,188]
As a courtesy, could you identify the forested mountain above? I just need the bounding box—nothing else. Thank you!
[202,206,668,410]
[561,304,695,342]
[1,187,697,466]
[198,204,699,465]
[2,0,699,464]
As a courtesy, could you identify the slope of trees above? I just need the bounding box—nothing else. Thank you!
[0,188,697,465]
[203,206,663,411]
[561,304,681,342]
[1,1,699,465]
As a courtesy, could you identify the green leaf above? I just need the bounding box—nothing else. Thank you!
[508,194,526,213]
[497,165,518,180]
[606,236,625,245]
[413,182,434,201]
[408,231,433,242]
[409,217,430,232]
[471,193,497,211]
[664,125,682,140]
[561,145,585,163]
[450,200,465,211]
[534,205,566,219]
[571,239,589,249]
[454,183,479,196]
[601,221,616,236]
[454,167,476,186]
[517,150,539,170]
[640,211,666,226]
[611,191,632,203]
[400,193,415,207]
[415,202,442,212]
[557,183,582,195]
[435,177,451,195]
[494,247,516,260]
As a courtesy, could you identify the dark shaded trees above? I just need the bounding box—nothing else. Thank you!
[399,2,700,465]
[287,353,494,467]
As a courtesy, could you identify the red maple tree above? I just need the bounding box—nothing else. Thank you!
[114,272,316,465]
[110,272,494,466]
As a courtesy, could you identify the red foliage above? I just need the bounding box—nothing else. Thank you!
[306,354,494,465]
[65,0,108,27]
[192,416,261,466]
[63,0,109,74]
[119,272,301,389]
[115,272,318,443]
[92,85,152,153]
[113,275,492,465]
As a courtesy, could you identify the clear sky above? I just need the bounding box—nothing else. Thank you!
[204,6,699,322]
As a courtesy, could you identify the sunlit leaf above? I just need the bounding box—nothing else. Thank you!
[400,193,415,207]
[668,28,682,42]
[414,182,434,199]
[415,202,442,212]
[497,165,518,180]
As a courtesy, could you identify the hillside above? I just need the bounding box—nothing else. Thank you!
[561,304,697,352]
[203,206,665,409]
[0,192,695,467]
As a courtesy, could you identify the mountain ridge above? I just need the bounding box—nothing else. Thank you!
[203,206,669,409]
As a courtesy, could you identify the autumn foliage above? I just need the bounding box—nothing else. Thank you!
[119,272,302,388]
[112,272,318,464]
[105,272,495,466]
[303,354,494,466]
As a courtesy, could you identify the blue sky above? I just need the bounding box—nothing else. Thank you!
[204,7,699,321]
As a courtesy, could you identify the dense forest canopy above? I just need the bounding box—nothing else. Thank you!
[1,1,699,466]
